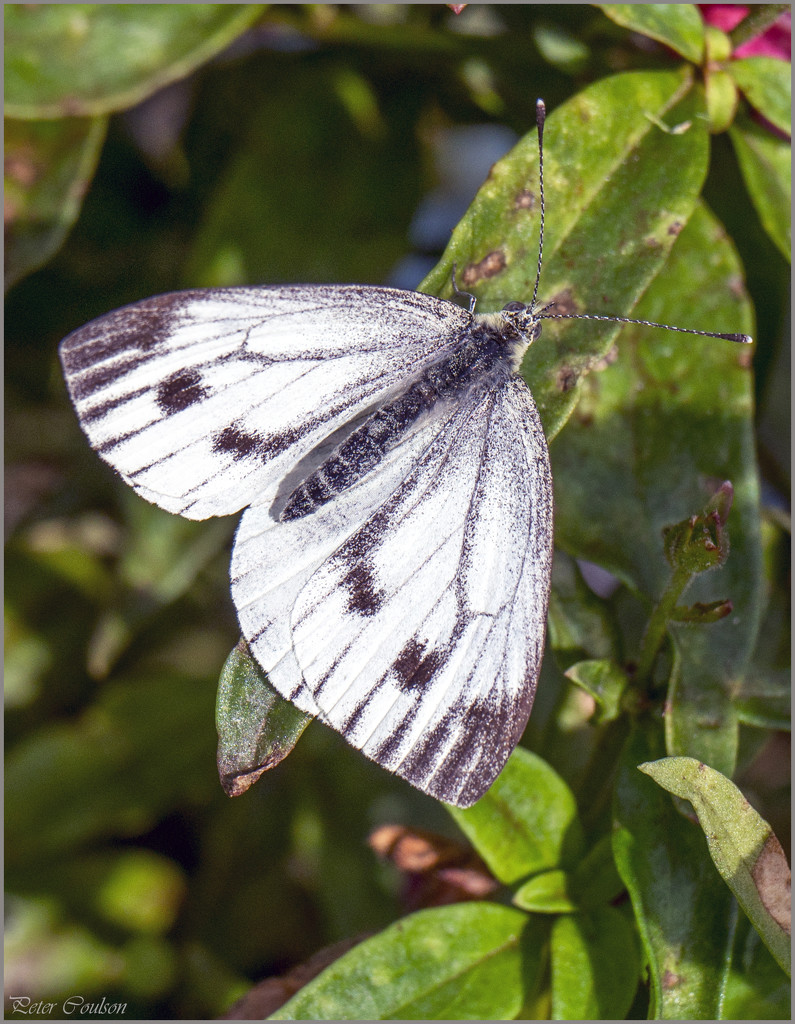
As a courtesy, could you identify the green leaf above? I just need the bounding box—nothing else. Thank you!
[730,112,791,261]
[735,515,790,728]
[513,869,577,913]
[569,832,626,910]
[733,514,791,729]
[5,4,266,118]
[216,640,312,797]
[730,57,792,136]
[734,670,791,729]
[664,631,740,775]
[613,724,738,1019]
[564,659,628,723]
[596,4,705,62]
[268,903,532,1021]
[639,756,791,975]
[553,201,761,776]
[552,201,755,596]
[705,68,740,134]
[4,115,107,290]
[550,906,640,1020]
[420,68,710,440]
[448,748,584,885]
[722,913,792,1020]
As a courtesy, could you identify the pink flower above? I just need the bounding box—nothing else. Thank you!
[700,5,749,33]
[700,4,791,60]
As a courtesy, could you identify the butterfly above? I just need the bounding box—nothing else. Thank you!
[59,100,750,807]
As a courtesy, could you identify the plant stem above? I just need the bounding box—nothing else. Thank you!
[578,716,630,832]
[635,564,692,688]
[730,4,789,49]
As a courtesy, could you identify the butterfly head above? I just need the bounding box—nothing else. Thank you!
[500,300,543,345]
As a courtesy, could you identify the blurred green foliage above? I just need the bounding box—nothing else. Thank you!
[5,4,790,1020]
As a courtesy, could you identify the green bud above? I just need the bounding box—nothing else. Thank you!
[662,482,733,573]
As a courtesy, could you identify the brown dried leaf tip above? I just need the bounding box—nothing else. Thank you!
[752,833,792,936]
[369,824,498,909]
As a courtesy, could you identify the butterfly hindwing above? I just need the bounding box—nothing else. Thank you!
[60,285,471,520]
[234,375,553,806]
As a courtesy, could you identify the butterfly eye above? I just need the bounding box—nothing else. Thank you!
[502,301,526,313]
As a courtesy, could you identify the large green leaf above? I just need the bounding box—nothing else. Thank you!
[596,4,705,62]
[5,4,266,118]
[640,756,791,975]
[734,518,790,729]
[448,747,584,885]
[420,68,710,440]
[730,112,792,261]
[4,116,107,291]
[729,57,791,136]
[613,724,737,1019]
[550,906,640,1019]
[269,903,533,1021]
[551,200,755,595]
[552,201,760,775]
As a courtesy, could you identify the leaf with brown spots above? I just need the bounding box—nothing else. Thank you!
[640,755,791,975]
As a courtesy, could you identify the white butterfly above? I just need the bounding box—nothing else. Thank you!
[59,100,750,807]
[60,280,553,807]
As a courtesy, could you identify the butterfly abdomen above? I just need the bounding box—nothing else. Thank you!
[280,319,516,522]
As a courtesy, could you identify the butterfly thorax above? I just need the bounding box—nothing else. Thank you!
[280,315,526,522]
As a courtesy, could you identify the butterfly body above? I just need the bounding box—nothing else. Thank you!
[281,308,538,522]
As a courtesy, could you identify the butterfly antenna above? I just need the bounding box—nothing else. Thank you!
[538,311,752,345]
[530,99,546,314]
[530,102,750,347]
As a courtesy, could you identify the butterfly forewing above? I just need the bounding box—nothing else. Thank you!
[60,285,471,520]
